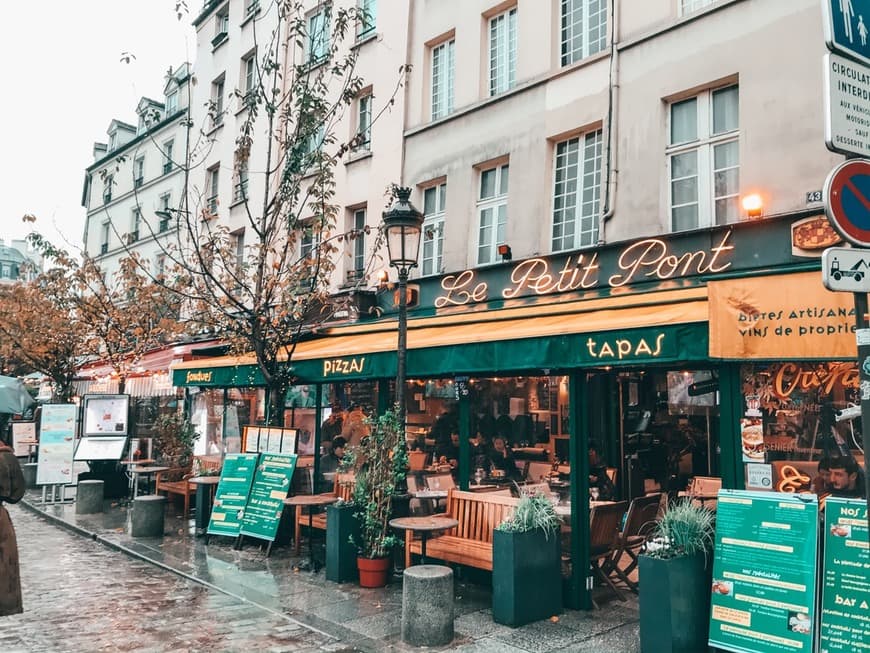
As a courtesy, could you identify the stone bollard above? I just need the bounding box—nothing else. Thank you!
[21,463,38,489]
[75,480,104,514]
[401,564,454,647]
[131,495,167,537]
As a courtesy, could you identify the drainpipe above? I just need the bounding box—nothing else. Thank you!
[598,0,620,245]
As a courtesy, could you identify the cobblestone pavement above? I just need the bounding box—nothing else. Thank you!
[1,505,359,653]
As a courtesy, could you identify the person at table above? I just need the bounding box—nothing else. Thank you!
[488,436,519,479]
[434,428,460,468]
[811,456,832,495]
[320,404,344,444]
[588,441,615,501]
[469,431,490,471]
[827,456,866,499]
[317,437,347,492]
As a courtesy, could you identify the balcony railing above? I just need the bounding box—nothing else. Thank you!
[206,195,219,215]
[134,176,144,188]
[233,181,249,203]
[163,162,172,175]
[100,243,108,255]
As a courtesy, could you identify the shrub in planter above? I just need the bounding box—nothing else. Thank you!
[152,414,197,481]
[492,494,563,626]
[345,408,408,588]
[639,499,716,653]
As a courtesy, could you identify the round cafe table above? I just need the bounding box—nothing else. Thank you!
[130,465,169,497]
[389,516,459,565]
[283,494,339,571]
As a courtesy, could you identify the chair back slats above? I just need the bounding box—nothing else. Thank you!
[622,493,663,538]
[590,501,628,552]
[444,489,518,543]
[335,472,356,501]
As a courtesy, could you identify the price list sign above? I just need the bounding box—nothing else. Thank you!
[820,497,869,652]
[239,452,297,542]
[206,453,258,539]
[709,491,819,653]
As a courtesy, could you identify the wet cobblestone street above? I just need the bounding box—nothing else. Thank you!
[1,505,356,653]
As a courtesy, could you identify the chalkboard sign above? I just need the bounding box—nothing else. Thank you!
[206,453,259,539]
[820,497,869,652]
[239,452,297,542]
[708,490,819,653]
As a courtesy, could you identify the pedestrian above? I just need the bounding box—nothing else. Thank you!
[0,436,26,616]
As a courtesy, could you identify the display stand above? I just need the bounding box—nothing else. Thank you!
[40,484,71,504]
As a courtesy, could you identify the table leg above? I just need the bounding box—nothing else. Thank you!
[195,484,212,535]
[133,473,140,498]
[308,510,317,572]
[420,532,428,565]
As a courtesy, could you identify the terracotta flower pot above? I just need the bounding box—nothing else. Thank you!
[357,555,391,588]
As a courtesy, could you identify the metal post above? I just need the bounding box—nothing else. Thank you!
[853,292,870,513]
[396,269,409,425]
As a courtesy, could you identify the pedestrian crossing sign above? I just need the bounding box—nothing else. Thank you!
[824,0,870,66]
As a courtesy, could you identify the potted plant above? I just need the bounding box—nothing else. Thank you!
[346,408,408,588]
[152,413,197,481]
[492,493,563,626]
[638,499,716,653]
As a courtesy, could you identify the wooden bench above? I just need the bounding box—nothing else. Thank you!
[294,472,355,555]
[402,488,519,570]
[155,456,222,520]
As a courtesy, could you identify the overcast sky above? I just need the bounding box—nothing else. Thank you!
[0,1,196,251]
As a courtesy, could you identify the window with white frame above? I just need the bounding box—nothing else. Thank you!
[163,140,174,174]
[158,193,172,232]
[134,156,145,188]
[302,124,325,168]
[103,175,113,204]
[245,0,260,18]
[211,76,225,127]
[476,164,509,265]
[100,222,110,254]
[667,84,739,231]
[358,0,376,37]
[216,7,229,38]
[552,129,602,251]
[307,7,330,63]
[207,166,220,215]
[165,90,178,115]
[130,208,141,242]
[234,162,249,202]
[349,208,366,281]
[355,93,372,150]
[431,39,455,121]
[680,0,715,16]
[300,219,321,259]
[422,182,446,276]
[488,7,517,96]
[242,52,258,105]
[232,230,245,273]
[560,0,606,66]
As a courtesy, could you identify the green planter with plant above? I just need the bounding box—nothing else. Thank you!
[492,494,563,626]
[346,408,408,588]
[639,499,716,653]
[325,500,361,583]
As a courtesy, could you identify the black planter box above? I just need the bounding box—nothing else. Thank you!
[492,529,562,627]
[325,504,360,583]
[639,553,711,653]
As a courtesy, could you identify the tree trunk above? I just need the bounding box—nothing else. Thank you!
[266,382,287,426]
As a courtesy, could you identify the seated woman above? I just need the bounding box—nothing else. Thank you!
[488,436,519,479]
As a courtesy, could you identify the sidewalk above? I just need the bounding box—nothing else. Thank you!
[20,488,640,653]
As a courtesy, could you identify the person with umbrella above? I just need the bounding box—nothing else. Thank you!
[0,433,25,615]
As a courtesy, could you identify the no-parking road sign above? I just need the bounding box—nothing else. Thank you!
[823,158,870,246]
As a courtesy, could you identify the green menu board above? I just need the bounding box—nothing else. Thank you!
[239,452,297,542]
[709,490,819,653]
[820,497,869,652]
[206,453,259,538]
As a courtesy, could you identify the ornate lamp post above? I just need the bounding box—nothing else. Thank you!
[382,187,424,426]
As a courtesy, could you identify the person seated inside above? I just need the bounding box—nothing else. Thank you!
[320,404,344,443]
[811,456,832,495]
[317,436,346,493]
[469,431,490,471]
[588,441,615,501]
[434,428,460,468]
[488,435,519,479]
[827,456,866,499]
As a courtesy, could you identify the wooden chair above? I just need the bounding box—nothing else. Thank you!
[525,461,552,482]
[605,467,618,486]
[612,493,663,592]
[408,450,429,471]
[293,472,355,555]
[588,500,629,608]
[424,473,456,491]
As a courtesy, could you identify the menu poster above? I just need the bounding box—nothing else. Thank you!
[709,490,819,653]
[36,404,77,486]
[239,452,297,542]
[11,421,36,457]
[206,453,258,539]
[820,498,869,652]
[82,394,130,436]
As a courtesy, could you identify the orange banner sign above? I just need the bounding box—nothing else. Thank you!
[708,271,857,359]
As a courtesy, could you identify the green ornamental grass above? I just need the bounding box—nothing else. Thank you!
[497,493,561,538]
[645,499,716,560]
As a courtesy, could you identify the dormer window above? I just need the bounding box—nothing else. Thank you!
[108,133,118,151]
[165,90,178,115]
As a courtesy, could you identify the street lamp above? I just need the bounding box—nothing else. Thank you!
[382,187,424,425]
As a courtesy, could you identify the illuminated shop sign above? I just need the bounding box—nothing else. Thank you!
[769,362,859,400]
[322,357,366,376]
[435,232,734,307]
[185,370,213,383]
[585,333,666,360]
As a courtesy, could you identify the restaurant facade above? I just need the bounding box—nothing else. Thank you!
[171,211,864,608]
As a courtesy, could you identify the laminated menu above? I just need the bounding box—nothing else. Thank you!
[206,453,258,539]
[239,452,297,542]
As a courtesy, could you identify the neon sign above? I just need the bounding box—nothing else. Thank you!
[434,232,734,307]
[586,333,666,360]
[323,357,366,376]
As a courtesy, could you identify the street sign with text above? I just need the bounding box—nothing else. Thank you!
[822,246,870,290]
[824,53,870,157]
[824,0,870,66]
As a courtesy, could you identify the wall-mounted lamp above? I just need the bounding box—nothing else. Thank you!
[376,269,389,287]
[741,194,763,219]
[497,244,512,261]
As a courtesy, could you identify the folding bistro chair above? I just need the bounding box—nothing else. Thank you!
[612,493,663,592]
[588,500,629,608]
